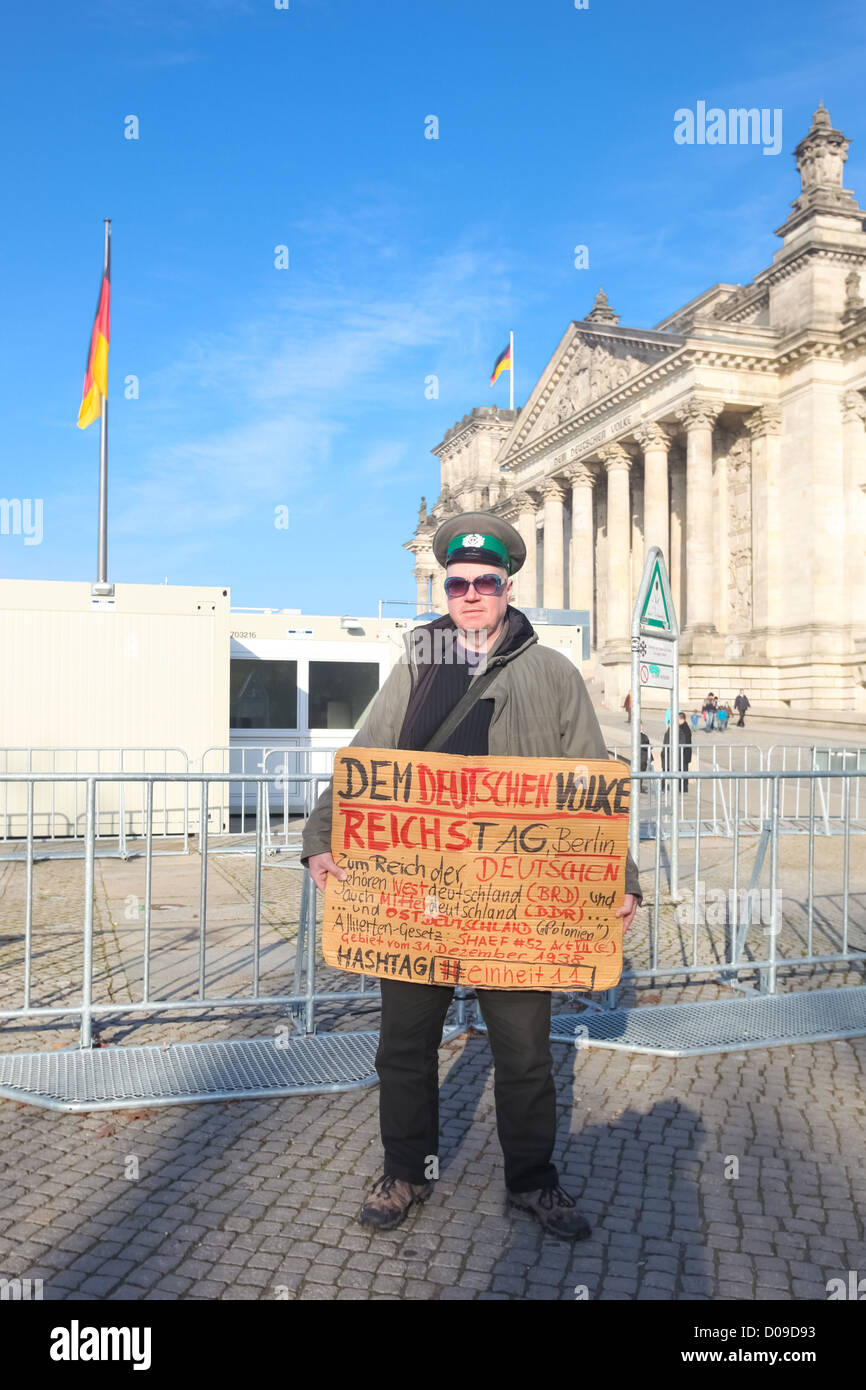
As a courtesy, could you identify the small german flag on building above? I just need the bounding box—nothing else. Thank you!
[490,341,512,385]
[77,236,111,430]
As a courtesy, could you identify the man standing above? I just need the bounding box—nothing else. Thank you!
[639,724,652,795]
[734,689,751,728]
[702,692,718,732]
[662,711,693,793]
[301,512,641,1241]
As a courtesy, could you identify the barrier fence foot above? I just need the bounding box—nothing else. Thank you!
[0,1034,383,1111]
[716,978,761,998]
[549,986,866,1056]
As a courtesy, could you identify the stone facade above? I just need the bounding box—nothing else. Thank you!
[406,105,866,712]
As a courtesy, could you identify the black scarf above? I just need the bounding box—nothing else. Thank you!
[396,606,534,751]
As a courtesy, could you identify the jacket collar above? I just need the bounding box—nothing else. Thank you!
[409,604,538,671]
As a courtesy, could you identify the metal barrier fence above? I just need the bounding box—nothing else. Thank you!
[262,747,341,856]
[612,741,866,840]
[0,769,470,1107]
[200,744,275,849]
[0,744,345,861]
[625,766,865,1003]
[0,768,862,1026]
[608,739,767,834]
[0,772,381,1048]
[200,745,341,855]
[4,742,862,862]
[0,766,863,1103]
[0,748,191,859]
[763,744,866,832]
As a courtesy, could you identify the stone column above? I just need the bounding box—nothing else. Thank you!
[630,475,644,600]
[676,398,724,635]
[514,491,538,608]
[567,464,596,641]
[746,405,782,637]
[841,391,866,637]
[714,444,729,636]
[430,566,446,613]
[413,566,429,610]
[669,454,686,625]
[541,478,567,609]
[599,443,632,649]
[635,421,671,561]
[594,488,608,647]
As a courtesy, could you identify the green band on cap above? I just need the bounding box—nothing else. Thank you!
[446,532,511,570]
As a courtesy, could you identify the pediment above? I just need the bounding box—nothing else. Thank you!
[539,341,648,431]
[497,322,683,462]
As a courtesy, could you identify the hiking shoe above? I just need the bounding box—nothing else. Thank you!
[359,1174,434,1231]
[507,1184,592,1240]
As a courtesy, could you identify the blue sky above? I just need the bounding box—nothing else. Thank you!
[1,0,865,613]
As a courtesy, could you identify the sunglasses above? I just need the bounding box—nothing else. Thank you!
[443,573,507,598]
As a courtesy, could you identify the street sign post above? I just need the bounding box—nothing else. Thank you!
[630,546,680,895]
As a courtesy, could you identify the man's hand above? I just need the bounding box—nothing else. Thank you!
[307,852,347,893]
[616,893,639,932]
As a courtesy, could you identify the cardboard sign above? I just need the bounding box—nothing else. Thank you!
[322,749,630,992]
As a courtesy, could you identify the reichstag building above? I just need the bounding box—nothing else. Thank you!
[406,104,866,713]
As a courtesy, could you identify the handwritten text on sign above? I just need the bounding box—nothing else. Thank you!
[322,750,629,991]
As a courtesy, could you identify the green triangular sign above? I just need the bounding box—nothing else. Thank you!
[640,558,671,631]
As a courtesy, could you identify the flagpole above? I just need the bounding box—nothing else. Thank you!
[93,219,112,596]
[509,329,514,411]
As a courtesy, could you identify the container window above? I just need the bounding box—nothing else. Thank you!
[309,661,380,729]
[230,660,298,729]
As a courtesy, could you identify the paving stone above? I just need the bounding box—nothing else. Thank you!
[601,1276,638,1293]
[791,1279,829,1298]
[371,1274,404,1294]
[680,1275,714,1294]
[718,1279,754,1297]
[491,1276,526,1295]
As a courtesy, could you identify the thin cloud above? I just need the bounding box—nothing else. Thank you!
[128,51,202,69]
[113,412,343,538]
[358,441,410,478]
[111,232,518,542]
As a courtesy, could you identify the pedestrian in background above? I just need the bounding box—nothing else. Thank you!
[734,689,751,727]
[662,711,693,793]
[702,692,718,731]
[639,724,652,794]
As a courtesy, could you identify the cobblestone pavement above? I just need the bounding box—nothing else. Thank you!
[0,1023,864,1301]
[0,737,864,1300]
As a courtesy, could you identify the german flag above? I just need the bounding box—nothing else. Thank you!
[490,341,512,385]
[77,246,111,430]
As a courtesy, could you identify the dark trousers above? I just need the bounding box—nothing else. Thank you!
[376,977,558,1193]
[662,753,691,794]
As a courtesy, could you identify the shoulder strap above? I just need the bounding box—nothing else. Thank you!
[421,664,500,753]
